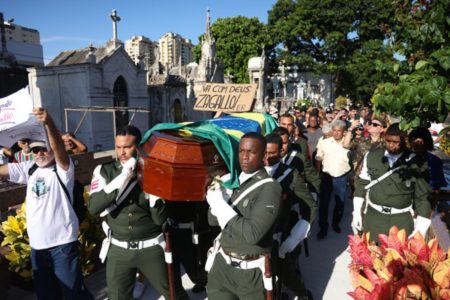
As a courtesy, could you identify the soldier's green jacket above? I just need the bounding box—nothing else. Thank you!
[88,161,167,241]
[354,148,431,218]
[208,168,282,256]
[273,163,317,229]
[285,143,321,195]
[349,137,385,173]
[294,137,309,159]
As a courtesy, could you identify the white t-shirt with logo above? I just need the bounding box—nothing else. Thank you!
[8,160,79,250]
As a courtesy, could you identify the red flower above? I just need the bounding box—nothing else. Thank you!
[348,226,449,300]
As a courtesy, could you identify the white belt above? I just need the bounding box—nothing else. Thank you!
[219,248,273,291]
[219,248,264,270]
[177,222,194,230]
[367,199,413,215]
[111,233,164,250]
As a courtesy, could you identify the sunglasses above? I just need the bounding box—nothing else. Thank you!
[32,147,48,154]
[369,121,382,127]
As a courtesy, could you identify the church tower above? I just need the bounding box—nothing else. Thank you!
[196,9,223,83]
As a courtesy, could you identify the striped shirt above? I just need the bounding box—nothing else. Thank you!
[13,150,33,163]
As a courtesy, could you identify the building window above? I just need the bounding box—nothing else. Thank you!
[113,76,129,130]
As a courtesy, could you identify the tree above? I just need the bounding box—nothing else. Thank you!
[371,0,450,129]
[193,16,272,83]
[267,0,396,103]
[345,40,395,104]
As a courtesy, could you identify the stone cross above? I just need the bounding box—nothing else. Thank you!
[109,9,121,41]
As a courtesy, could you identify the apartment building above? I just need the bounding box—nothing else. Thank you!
[158,32,192,66]
[124,35,157,69]
[0,14,44,67]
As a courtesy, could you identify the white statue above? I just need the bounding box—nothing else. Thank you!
[306,80,312,99]
[297,78,306,99]
[319,79,325,96]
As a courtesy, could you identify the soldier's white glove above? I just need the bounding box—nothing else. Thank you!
[145,193,163,207]
[311,192,318,202]
[278,219,310,259]
[408,216,432,239]
[351,197,365,234]
[206,183,236,229]
[104,157,136,194]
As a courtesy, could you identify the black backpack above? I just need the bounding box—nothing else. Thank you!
[28,163,87,223]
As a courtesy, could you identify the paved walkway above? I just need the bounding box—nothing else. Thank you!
[7,200,356,300]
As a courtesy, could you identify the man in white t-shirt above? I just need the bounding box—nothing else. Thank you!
[0,108,93,300]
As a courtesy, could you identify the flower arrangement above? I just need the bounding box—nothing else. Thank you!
[0,191,105,278]
[438,127,450,156]
[348,226,450,299]
[335,95,350,109]
[296,99,312,108]
[77,189,105,276]
[0,203,31,279]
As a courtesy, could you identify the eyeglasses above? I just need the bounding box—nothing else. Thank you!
[31,147,48,154]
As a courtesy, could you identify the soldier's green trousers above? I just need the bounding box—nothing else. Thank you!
[106,243,189,300]
[272,245,308,298]
[363,206,414,243]
[207,253,266,300]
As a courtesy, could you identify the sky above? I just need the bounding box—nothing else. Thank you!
[2,0,276,63]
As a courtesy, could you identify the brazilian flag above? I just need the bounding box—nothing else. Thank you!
[140,112,278,189]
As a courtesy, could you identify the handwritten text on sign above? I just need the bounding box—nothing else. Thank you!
[194,83,257,112]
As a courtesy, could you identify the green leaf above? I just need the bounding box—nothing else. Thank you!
[415,60,428,70]
[444,89,450,105]
[393,64,399,73]
[411,116,420,128]
[438,56,450,71]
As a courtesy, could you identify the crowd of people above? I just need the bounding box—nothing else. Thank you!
[0,105,448,300]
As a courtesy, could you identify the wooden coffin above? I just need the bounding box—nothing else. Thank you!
[138,131,228,201]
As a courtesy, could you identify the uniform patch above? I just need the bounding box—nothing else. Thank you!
[243,199,249,207]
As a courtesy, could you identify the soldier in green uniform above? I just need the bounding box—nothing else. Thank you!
[265,133,315,300]
[273,126,321,198]
[279,113,309,160]
[277,114,321,197]
[352,124,432,242]
[87,125,187,300]
[206,132,282,300]
[344,117,386,174]
[166,200,211,294]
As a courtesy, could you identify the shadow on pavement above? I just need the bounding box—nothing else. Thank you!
[298,195,354,300]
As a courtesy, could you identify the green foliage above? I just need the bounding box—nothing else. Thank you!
[296,99,311,108]
[0,204,31,279]
[268,0,396,103]
[0,193,105,278]
[193,16,273,83]
[192,43,201,64]
[335,95,349,109]
[371,0,450,130]
[78,211,105,276]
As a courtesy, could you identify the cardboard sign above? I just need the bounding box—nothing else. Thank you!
[0,87,47,147]
[194,83,257,112]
